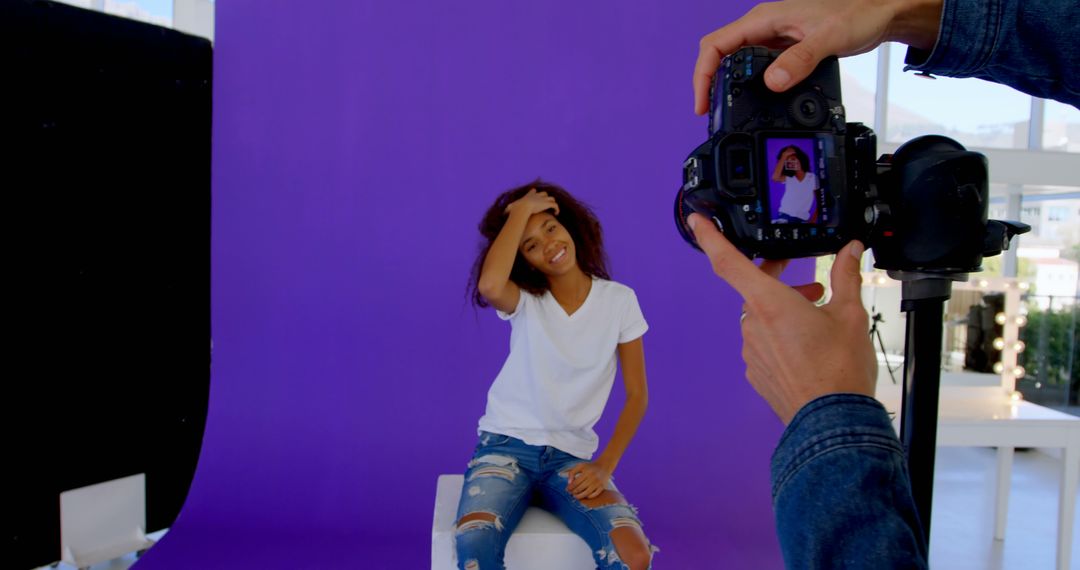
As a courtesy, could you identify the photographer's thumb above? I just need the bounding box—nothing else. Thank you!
[829,241,865,307]
[765,37,828,92]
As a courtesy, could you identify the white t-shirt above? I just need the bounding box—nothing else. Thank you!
[778,172,818,220]
[477,278,648,459]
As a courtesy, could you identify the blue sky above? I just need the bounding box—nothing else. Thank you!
[136,0,172,19]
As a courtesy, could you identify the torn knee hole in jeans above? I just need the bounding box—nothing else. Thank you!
[577,489,629,510]
[456,511,505,534]
[606,519,658,569]
[610,516,642,531]
[463,560,480,570]
[466,454,519,482]
[595,546,623,567]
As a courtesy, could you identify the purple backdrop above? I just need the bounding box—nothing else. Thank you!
[135,1,815,568]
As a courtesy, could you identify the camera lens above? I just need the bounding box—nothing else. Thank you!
[790,92,826,127]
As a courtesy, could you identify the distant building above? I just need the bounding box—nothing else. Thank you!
[1031,257,1079,309]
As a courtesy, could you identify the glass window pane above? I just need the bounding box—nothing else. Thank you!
[885,44,1032,149]
[104,0,172,27]
[174,0,215,41]
[52,0,93,8]
[839,49,879,128]
[1044,99,1080,153]
[986,187,1080,282]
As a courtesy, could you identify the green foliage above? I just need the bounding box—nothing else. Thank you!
[1065,243,1080,263]
[1020,305,1080,392]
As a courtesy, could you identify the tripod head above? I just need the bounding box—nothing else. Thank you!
[867,138,1029,546]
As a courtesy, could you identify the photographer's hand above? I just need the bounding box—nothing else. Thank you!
[687,213,877,424]
[693,0,943,113]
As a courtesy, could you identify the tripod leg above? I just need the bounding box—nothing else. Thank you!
[873,326,897,384]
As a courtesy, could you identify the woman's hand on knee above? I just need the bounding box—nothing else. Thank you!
[565,462,611,500]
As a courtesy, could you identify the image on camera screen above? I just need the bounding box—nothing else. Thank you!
[764,136,830,226]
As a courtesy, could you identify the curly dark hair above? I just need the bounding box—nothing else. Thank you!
[468,179,610,308]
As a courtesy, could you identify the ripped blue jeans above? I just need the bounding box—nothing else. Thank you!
[454,431,654,570]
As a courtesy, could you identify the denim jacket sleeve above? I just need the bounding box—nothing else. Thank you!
[902,0,1080,107]
[771,394,928,569]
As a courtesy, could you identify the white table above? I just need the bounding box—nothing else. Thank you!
[875,385,1080,570]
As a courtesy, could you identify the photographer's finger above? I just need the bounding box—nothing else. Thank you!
[693,40,723,115]
[688,213,769,300]
[828,240,865,306]
[694,8,781,114]
[758,259,790,279]
[693,27,750,114]
[792,282,826,303]
[764,35,830,92]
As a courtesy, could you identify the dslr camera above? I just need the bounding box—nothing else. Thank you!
[674,46,1026,274]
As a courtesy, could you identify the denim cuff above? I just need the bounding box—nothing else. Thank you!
[903,0,1004,77]
[770,394,904,499]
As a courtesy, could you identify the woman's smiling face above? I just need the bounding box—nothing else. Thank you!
[519,212,577,277]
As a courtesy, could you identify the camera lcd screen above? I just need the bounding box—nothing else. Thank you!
[763,136,833,227]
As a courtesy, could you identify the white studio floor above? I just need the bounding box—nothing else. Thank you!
[32,444,1077,570]
[31,360,1078,570]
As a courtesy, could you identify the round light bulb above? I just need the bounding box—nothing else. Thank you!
[875,275,887,285]
[1012,366,1026,379]
[993,362,1005,374]
[1014,315,1027,327]
[1009,390,1023,402]
[1018,282,1031,290]
[1012,341,1025,353]
[995,312,1007,325]
[978,279,990,288]
[993,337,1006,350]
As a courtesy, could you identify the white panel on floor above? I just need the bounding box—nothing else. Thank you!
[60,473,154,568]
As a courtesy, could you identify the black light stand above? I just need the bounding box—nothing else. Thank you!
[891,272,967,546]
[869,284,898,384]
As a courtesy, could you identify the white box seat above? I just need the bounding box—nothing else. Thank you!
[432,474,595,569]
